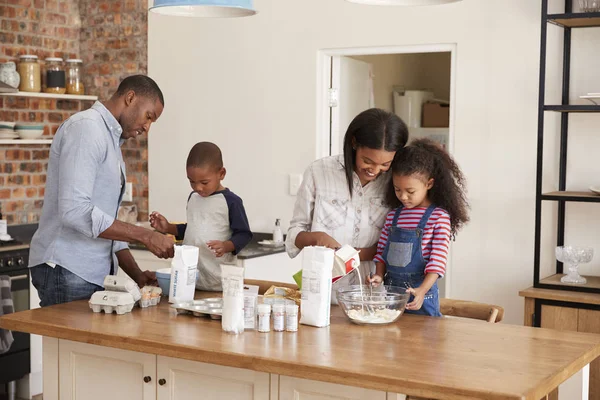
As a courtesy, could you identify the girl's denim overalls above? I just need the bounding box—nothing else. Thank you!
[382,204,442,317]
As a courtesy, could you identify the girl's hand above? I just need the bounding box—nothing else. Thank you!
[366,273,383,287]
[149,212,170,233]
[405,287,425,311]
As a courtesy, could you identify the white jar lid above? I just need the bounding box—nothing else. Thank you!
[66,59,83,63]
[273,303,285,312]
[45,57,63,62]
[20,55,38,59]
[285,304,299,313]
[257,303,271,313]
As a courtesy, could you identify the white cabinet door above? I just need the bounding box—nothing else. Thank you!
[279,375,387,400]
[242,252,302,285]
[156,356,271,400]
[59,340,157,400]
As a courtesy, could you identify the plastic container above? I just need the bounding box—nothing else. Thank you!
[273,304,285,332]
[257,303,271,332]
[18,55,41,93]
[273,218,283,244]
[244,293,257,330]
[44,58,66,94]
[65,59,84,95]
[156,268,171,295]
[285,304,299,332]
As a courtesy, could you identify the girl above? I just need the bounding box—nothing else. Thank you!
[286,108,408,298]
[369,138,469,316]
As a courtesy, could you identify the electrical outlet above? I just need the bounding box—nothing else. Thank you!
[123,182,133,202]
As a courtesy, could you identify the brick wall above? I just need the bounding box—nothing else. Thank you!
[0,0,149,224]
[79,0,149,222]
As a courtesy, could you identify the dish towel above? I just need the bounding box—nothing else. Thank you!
[0,275,14,354]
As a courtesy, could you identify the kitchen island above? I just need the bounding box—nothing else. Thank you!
[1,291,599,400]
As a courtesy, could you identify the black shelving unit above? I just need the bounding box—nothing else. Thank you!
[534,0,600,294]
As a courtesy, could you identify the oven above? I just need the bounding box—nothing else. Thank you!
[0,246,30,385]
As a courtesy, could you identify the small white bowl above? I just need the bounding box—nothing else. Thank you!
[0,121,15,129]
[16,129,44,139]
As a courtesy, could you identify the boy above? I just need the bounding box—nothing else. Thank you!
[150,142,252,291]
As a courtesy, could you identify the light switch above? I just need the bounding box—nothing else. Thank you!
[123,182,133,202]
[289,174,303,196]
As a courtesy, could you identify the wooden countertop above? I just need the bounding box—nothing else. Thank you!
[2,294,600,400]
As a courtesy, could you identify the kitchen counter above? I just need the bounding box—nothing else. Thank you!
[129,232,286,260]
[1,291,600,399]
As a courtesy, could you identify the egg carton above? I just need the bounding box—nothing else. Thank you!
[89,291,135,315]
[171,298,223,320]
[139,286,163,308]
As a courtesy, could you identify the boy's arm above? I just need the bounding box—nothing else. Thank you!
[226,194,253,254]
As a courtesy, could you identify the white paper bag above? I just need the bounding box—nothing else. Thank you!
[300,246,334,327]
[221,263,245,334]
[168,245,199,304]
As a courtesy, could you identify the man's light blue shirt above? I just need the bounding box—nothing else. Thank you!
[29,102,129,287]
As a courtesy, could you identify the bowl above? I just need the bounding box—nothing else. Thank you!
[336,285,410,325]
[16,129,44,139]
[0,121,15,130]
[156,268,171,295]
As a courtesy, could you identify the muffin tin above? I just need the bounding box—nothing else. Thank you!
[171,298,223,320]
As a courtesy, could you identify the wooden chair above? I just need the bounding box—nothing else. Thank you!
[440,298,504,323]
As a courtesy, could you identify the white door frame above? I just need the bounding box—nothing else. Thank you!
[315,43,458,298]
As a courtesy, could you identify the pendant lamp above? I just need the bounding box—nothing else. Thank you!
[149,0,256,17]
[345,0,461,5]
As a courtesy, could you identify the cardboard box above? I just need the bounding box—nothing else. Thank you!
[422,102,450,128]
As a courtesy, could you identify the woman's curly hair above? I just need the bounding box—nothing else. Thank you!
[386,138,469,236]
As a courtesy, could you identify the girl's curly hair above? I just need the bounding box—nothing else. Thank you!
[386,138,469,236]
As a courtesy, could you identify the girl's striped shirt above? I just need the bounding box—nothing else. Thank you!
[373,207,451,277]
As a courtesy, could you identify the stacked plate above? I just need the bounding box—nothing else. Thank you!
[15,122,44,139]
[0,121,17,139]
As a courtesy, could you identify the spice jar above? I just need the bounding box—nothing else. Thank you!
[257,304,271,333]
[273,304,285,332]
[65,59,84,95]
[44,58,66,94]
[285,304,299,332]
[18,55,41,92]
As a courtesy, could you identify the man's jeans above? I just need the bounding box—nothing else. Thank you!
[30,264,103,307]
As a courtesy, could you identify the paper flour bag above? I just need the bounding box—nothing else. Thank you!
[300,246,334,327]
[169,245,199,304]
[221,263,245,334]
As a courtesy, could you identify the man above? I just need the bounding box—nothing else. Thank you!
[29,75,175,307]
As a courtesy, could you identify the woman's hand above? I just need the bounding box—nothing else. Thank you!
[405,287,426,311]
[312,232,341,250]
[295,231,341,251]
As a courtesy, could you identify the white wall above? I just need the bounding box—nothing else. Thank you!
[148,0,600,325]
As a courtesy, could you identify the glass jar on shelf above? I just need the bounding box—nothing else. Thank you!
[18,55,41,92]
[65,59,84,95]
[44,57,66,94]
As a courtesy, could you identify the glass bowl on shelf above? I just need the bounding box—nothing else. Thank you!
[556,246,594,284]
[579,0,600,12]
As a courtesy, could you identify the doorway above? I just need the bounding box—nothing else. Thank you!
[316,44,457,298]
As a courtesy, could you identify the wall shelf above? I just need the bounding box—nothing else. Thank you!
[539,274,600,291]
[534,0,600,295]
[0,139,52,144]
[548,12,600,28]
[0,91,97,101]
[541,191,600,202]
[544,105,600,112]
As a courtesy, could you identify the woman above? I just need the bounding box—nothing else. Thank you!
[286,108,409,297]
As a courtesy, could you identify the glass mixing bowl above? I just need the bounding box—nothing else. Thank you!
[336,285,410,325]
